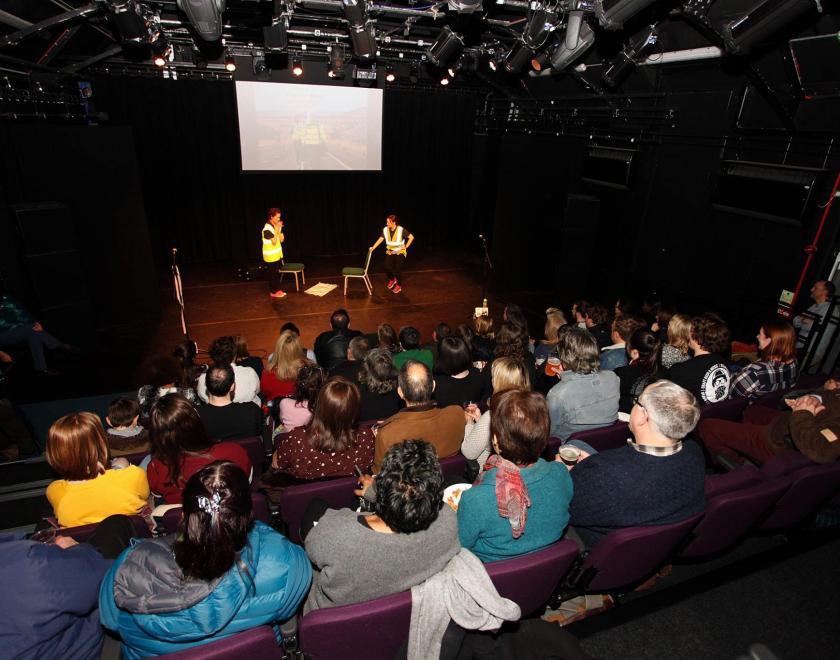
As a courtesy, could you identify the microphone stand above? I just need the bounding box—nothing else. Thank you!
[171,248,190,339]
[479,235,492,305]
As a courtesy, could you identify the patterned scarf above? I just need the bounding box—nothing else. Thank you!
[475,454,532,538]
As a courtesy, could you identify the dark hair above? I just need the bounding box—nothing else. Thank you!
[330,309,350,331]
[398,326,421,351]
[294,363,325,411]
[208,336,236,366]
[760,319,796,363]
[149,393,212,487]
[397,359,433,404]
[107,397,140,427]
[375,440,444,533]
[358,348,398,394]
[232,335,251,361]
[504,304,529,337]
[307,378,360,453]
[437,336,471,375]
[615,297,639,316]
[557,326,600,374]
[690,313,730,355]
[173,461,252,582]
[494,321,527,360]
[585,303,609,326]
[627,328,661,375]
[821,280,837,296]
[386,213,399,224]
[377,323,398,352]
[205,364,235,398]
[267,207,281,220]
[348,336,370,361]
[489,389,549,465]
[172,340,201,388]
[434,323,451,340]
[280,321,300,336]
[654,306,675,339]
[572,300,589,319]
[613,314,646,343]
[141,355,184,389]
[456,323,474,351]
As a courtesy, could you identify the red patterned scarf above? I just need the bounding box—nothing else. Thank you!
[476,454,532,538]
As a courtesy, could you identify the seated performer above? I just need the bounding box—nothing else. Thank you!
[370,214,414,294]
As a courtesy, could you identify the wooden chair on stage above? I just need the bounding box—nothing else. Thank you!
[279,262,306,291]
[342,250,373,296]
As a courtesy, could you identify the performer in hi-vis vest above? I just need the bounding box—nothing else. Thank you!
[262,208,286,299]
[369,214,414,294]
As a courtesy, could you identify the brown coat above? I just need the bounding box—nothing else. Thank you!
[764,388,840,463]
[373,402,464,471]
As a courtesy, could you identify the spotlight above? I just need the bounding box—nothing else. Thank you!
[292,58,303,76]
[504,4,559,73]
[447,0,483,13]
[104,0,155,44]
[722,0,815,54]
[328,44,346,79]
[504,43,533,73]
[151,35,171,67]
[409,62,419,83]
[440,75,450,86]
[426,26,464,67]
[549,22,595,71]
[595,0,658,31]
[153,53,166,67]
[175,0,224,42]
[252,55,268,76]
[447,66,457,78]
[224,53,236,72]
[342,0,377,58]
[488,58,498,71]
[602,27,658,88]
[531,50,550,71]
[385,66,396,82]
[263,14,289,51]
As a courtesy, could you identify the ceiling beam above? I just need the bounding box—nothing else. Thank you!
[63,45,124,73]
[0,4,101,49]
[37,25,81,65]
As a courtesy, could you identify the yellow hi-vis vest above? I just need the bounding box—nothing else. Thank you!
[384,226,406,255]
[262,223,283,263]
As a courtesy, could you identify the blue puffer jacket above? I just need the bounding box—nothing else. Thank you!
[99,521,312,659]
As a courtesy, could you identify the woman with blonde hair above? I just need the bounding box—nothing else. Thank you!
[471,315,495,362]
[45,412,150,527]
[260,329,307,401]
[661,313,692,369]
[534,312,568,362]
[461,357,531,468]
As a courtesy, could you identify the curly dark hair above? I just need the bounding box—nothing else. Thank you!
[293,363,326,411]
[690,312,730,355]
[375,440,444,534]
[494,321,527,360]
[358,348,398,394]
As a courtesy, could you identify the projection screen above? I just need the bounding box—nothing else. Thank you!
[235,81,383,171]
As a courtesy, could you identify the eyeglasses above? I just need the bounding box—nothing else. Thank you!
[632,395,646,410]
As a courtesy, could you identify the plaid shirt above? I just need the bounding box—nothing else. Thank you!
[729,360,798,401]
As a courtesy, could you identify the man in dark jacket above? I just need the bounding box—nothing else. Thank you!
[314,309,362,372]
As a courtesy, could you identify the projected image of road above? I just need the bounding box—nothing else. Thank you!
[236,81,383,171]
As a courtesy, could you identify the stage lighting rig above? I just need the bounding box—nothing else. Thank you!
[224,51,236,72]
[595,0,659,30]
[264,13,290,51]
[176,0,226,42]
[549,21,595,70]
[342,0,377,59]
[722,0,815,54]
[426,26,464,67]
[104,0,158,44]
[602,26,658,87]
[504,4,559,73]
[328,44,347,78]
[151,36,172,67]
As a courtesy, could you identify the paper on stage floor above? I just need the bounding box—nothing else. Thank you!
[305,282,338,297]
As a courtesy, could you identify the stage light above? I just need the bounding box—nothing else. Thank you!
[602,27,658,87]
[531,50,550,71]
[292,58,303,76]
[263,14,289,51]
[447,66,457,78]
[503,4,558,73]
[252,55,268,76]
[440,75,450,86]
[342,0,377,58]
[224,52,236,72]
[104,0,155,44]
[722,0,814,54]
[385,67,396,82]
[409,62,419,83]
[504,43,533,73]
[175,0,225,42]
[489,58,498,71]
[328,44,346,79]
[566,10,583,49]
[447,0,483,13]
[595,0,658,30]
[426,26,464,67]
[549,22,595,71]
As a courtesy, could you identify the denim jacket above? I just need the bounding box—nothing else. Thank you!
[547,370,620,440]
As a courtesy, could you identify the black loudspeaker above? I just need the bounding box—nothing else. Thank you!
[556,194,600,293]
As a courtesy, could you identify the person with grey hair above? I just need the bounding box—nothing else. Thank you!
[565,379,706,550]
[329,335,369,383]
[546,326,620,440]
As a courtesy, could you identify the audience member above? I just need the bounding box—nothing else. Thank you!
[146,394,251,504]
[314,308,362,372]
[137,355,199,419]
[614,329,663,414]
[458,390,572,562]
[729,320,798,400]
[660,313,692,369]
[547,327,619,440]
[197,336,260,404]
[100,461,311,658]
[172,339,203,389]
[272,378,375,479]
[280,322,317,363]
[471,315,496,362]
[614,296,640,317]
[568,380,705,549]
[261,329,307,401]
[793,279,836,346]
[503,304,531,346]
[493,321,537,384]
[393,326,434,370]
[104,397,150,456]
[329,335,369,381]
[650,305,675,344]
[424,322,451,369]
[304,440,459,612]
[600,314,646,371]
[373,360,463,471]
[376,322,399,353]
[463,357,530,469]
[534,311,568,362]
[584,303,612,350]
[278,363,324,430]
[45,412,150,527]
[433,336,490,408]
[357,348,402,421]
[197,364,263,440]
[571,300,589,329]
[667,313,731,404]
[233,334,264,378]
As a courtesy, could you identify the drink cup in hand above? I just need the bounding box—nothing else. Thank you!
[558,446,581,466]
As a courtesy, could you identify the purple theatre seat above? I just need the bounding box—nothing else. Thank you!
[229,436,267,474]
[761,451,815,479]
[439,452,468,479]
[563,422,631,453]
[276,475,358,544]
[570,514,703,593]
[699,398,749,423]
[757,461,840,531]
[678,478,790,558]
[59,515,152,543]
[157,492,271,534]
[297,540,580,660]
[159,625,283,659]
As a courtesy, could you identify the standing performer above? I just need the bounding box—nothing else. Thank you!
[369,214,414,294]
[262,208,286,299]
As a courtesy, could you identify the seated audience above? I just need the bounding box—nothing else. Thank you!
[534,311,568,362]
[279,363,324,430]
[304,440,459,612]
[458,390,572,562]
[660,313,692,369]
[45,412,150,527]
[393,326,434,371]
[329,335,369,381]
[261,329,307,401]
[547,327,619,440]
[793,279,836,347]
[233,334,264,378]
[375,322,399,353]
[729,320,797,400]
[584,303,612,350]
[667,313,731,404]
[197,364,263,440]
[571,300,589,329]
[600,314,646,371]
[137,354,199,419]
[463,357,530,468]
[614,329,663,414]
[357,348,401,421]
[280,321,317,363]
[492,321,537,385]
[314,308,362,372]
[146,394,251,504]
[373,360,463,471]
[699,382,840,465]
[614,296,640,317]
[471,315,495,363]
[272,378,375,479]
[503,304,531,346]
[433,336,490,408]
[172,339,203,389]
[650,305,675,345]
[568,380,706,549]
[100,461,311,658]
[424,322,451,369]
[105,397,150,457]
[197,336,260,404]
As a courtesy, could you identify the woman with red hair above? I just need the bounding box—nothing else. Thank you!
[729,320,798,400]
